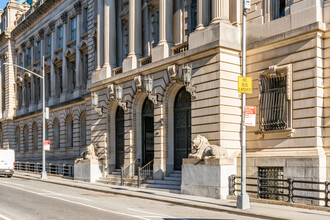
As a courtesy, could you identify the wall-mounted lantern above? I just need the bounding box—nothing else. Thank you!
[115,85,127,111]
[144,75,157,105]
[92,92,104,116]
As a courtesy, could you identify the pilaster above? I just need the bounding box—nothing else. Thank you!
[29,37,35,112]
[38,28,44,109]
[74,2,82,98]
[96,0,104,70]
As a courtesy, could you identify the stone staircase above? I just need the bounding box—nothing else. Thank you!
[143,170,182,193]
[96,170,182,193]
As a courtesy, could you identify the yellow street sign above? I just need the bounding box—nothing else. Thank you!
[238,76,252,94]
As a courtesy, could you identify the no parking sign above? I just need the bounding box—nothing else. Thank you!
[245,106,256,127]
[43,141,50,151]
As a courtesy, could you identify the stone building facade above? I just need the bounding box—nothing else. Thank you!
[0,0,330,193]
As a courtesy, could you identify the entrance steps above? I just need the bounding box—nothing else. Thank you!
[142,170,181,193]
[96,170,182,193]
[96,169,139,187]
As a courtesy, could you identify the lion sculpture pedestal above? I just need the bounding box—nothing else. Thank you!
[181,135,236,199]
[74,144,103,183]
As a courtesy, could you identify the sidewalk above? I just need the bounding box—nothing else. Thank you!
[13,171,330,220]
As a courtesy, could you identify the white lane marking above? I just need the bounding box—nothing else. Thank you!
[0,180,24,187]
[40,190,91,201]
[127,208,182,219]
[0,213,11,220]
[0,183,150,220]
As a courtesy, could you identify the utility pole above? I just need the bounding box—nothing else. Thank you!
[237,0,250,210]
[4,56,48,180]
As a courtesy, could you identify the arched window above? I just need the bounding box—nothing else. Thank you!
[53,119,60,148]
[80,112,86,147]
[23,124,29,151]
[32,123,38,150]
[16,127,20,151]
[66,115,73,147]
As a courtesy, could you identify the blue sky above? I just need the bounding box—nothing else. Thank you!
[0,0,10,10]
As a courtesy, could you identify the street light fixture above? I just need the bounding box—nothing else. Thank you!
[4,56,48,180]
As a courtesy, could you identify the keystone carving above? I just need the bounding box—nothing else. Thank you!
[134,75,143,92]
[168,64,178,82]
[38,28,44,39]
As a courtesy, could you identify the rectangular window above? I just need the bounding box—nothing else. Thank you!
[259,65,291,131]
[27,48,31,67]
[46,34,51,55]
[36,41,41,60]
[258,167,284,200]
[84,7,88,33]
[84,54,88,89]
[46,73,51,100]
[190,0,197,32]
[71,62,76,93]
[271,0,286,20]
[71,17,77,41]
[58,26,63,48]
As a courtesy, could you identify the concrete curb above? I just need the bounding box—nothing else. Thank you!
[14,174,288,220]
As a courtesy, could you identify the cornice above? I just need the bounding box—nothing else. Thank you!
[0,31,11,47]
[11,0,66,39]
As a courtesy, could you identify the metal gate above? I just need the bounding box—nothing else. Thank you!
[115,107,125,169]
[142,99,154,166]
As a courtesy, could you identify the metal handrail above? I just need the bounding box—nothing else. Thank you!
[120,159,138,186]
[138,160,154,188]
[229,175,330,207]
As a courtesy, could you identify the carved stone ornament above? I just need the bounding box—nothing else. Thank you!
[52,55,62,67]
[78,40,88,54]
[168,64,178,82]
[189,135,228,160]
[23,72,32,81]
[118,99,127,111]
[49,20,55,32]
[148,93,158,105]
[64,48,76,62]
[61,11,68,24]
[74,1,82,14]
[134,75,143,92]
[29,36,35,44]
[16,76,23,86]
[38,28,45,39]
[107,84,115,99]
[31,67,40,74]
[92,92,103,116]
[21,42,26,51]
[185,85,196,99]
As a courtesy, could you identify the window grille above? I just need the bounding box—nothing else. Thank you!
[71,17,77,41]
[258,167,284,200]
[259,65,291,131]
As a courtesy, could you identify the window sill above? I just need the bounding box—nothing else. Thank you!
[255,128,295,138]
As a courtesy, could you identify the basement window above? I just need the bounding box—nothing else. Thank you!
[258,167,284,200]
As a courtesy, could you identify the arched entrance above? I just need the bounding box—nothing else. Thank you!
[115,106,125,169]
[142,99,154,166]
[174,87,191,170]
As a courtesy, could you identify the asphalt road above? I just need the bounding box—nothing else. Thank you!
[0,177,260,220]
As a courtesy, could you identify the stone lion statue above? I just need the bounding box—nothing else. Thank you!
[189,135,228,159]
[80,144,98,160]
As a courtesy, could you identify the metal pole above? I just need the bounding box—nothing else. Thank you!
[237,0,250,210]
[41,56,47,179]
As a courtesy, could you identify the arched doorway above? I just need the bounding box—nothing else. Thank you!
[174,87,191,170]
[142,99,154,166]
[115,106,125,169]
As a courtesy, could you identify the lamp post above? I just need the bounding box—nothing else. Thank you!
[237,0,250,210]
[4,56,48,179]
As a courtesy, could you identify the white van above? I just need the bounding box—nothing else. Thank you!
[0,149,15,178]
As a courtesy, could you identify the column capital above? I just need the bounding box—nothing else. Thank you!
[49,21,55,32]
[61,11,68,24]
[74,1,82,15]
[38,28,45,39]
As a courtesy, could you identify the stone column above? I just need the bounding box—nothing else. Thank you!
[61,12,68,102]
[152,0,173,61]
[74,2,82,97]
[49,21,56,105]
[173,0,182,44]
[123,0,141,72]
[211,0,229,24]
[21,48,26,111]
[38,29,44,109]
[29,37,35,111]
[96,0,104,70]
[196,0,209,30]
[103,0,110,69]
